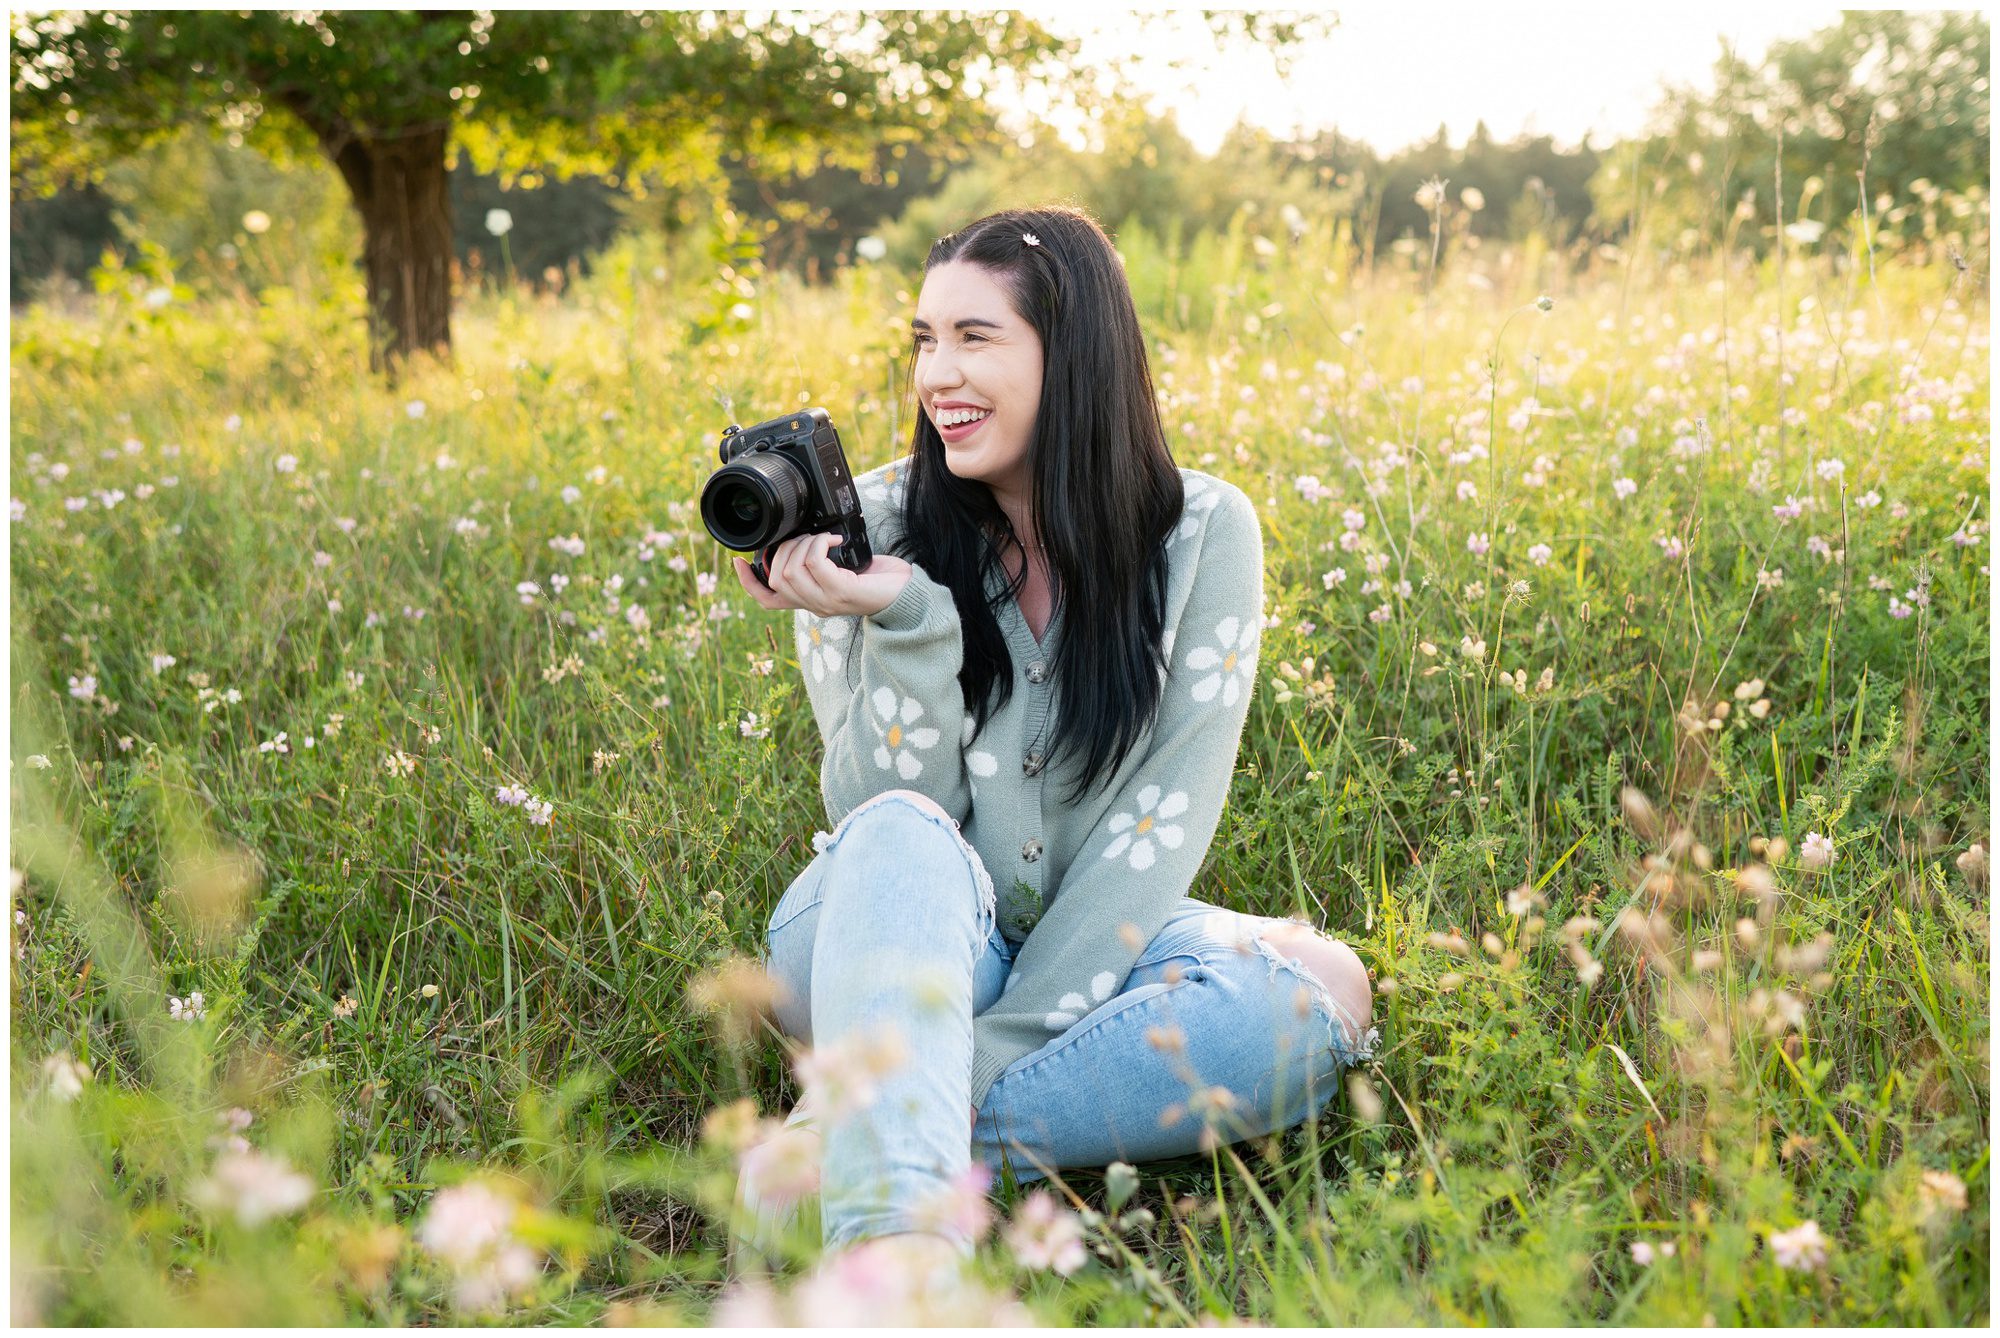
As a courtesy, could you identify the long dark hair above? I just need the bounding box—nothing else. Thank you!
[889,205,1185,806]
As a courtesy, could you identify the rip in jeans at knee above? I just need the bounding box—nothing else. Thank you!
[810,793,997,944]
[1248,925,1381,1068]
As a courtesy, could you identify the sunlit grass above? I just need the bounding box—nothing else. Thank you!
[9,221,1989,1324]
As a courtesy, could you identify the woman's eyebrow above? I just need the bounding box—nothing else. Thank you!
[910,316,1006,331]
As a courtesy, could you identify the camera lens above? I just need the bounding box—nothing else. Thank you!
[700,450,806,552]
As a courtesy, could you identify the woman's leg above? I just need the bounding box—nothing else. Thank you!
[972,899,1377,1184]
[759,790,1007,1254]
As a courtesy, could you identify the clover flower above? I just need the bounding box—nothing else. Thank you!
[1767,1220,1828,1272]
[1002,1190,1089,1275]
[195,1147,314,1227]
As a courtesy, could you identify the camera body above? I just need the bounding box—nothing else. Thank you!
[699,407,875,587]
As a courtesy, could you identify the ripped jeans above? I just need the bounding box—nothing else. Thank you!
[759,792,1379,1254]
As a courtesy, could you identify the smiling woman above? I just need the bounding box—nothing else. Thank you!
[732,205,1375,1282]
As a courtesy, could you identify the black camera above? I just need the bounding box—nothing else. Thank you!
[699,407,875,588]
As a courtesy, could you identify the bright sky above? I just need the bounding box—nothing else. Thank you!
[1035,5,1852,156]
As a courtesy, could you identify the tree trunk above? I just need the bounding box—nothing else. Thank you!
[325,123,454,374]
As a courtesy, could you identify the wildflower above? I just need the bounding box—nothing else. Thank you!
[855,235,887,262]
[1459,636,1486,661]
[224,414,243,432]
[417,1181,543,1313]
[1919,1169,1968,1218]
[333,994,358,1019]
[1003,1190,1088,1275]
[1772,496,1804,521]
[485,208,513,237]
[1506,885,1541,917]
[169,991,208,1022]
[1757,568,1784,590]
[1535,294,1554,313]
[495,783,528,806]
[739,712,770,740]
[274,453,298,474]
[1733,678,1766,700]
[548,534,585,558]
[1798,831,1835,869]
[343,670,365,692]
[313,550,334,569]
[1342,507,1366,533]
[1507,579,1532,600]
[1456,480,1478,501]
[1612,477,1638,499]
[257,732,290,754]
[195,1147,315,1227]
[27,754,51,769]
[1527,543,1552,566]
[1954,842,1987,883]
[1888,596,1914,619]
[516,581,543,606]
[625,603,651,632]
[68,674,98,701]
[41,1053,90,1101]
[1630,1240,1676,1266]
[422,983,440,999]
[1815,457,1845,482]
[794,1027,910,1122]
[524,799,553,826]
[384,751,417,777]
[151,653,177,675]
[1767,1220,1828,1272]
[406,400,427,420]
[696,571,719,598]
[1656,535,1685,560]
[561,485,582,505]
[1857,489,1881,509]
[242,210,272,235]
[735,1122,823,1212]
[1466,531,1490,557]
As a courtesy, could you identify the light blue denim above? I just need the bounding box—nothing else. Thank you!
[760,793,1378,1254]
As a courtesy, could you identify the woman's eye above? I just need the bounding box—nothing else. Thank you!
[912,333,934,349]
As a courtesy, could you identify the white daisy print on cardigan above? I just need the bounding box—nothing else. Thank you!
[962,716,999,797]
[1102,784,1189,871]
[1165,479,1222,548]
[1045,970,1120,1031]
[797,613,853,684]
[871,686,940,779]
[860,460,909,511]
[1186,616,1257,707]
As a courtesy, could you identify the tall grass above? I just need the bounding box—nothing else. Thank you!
[9,216,1988,1324]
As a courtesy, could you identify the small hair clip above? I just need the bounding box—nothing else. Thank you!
[1021,232,1041,247]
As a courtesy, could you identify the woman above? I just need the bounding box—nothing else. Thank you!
[730,206,1376,1279]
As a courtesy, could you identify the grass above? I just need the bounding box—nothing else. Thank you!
[8,216,1990,1324]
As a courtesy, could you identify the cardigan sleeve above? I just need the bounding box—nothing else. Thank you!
[792,559,974,830]
[967,487,1264,1108]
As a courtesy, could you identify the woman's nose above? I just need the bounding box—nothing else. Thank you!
[918,346,963,394]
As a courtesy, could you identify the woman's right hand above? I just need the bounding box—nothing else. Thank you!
[731,531,914,619]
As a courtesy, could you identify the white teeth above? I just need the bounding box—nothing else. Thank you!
[938,407,991,428]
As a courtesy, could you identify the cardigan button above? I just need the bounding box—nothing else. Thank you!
[1023,751,1045,776]
[1007,900,1042,935]
[1026,663,1047,684]
[1021,839,1043,863]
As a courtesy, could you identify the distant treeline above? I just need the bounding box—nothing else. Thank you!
[11,10,1986,303]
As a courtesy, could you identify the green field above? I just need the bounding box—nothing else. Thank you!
[9,229,1990,1324]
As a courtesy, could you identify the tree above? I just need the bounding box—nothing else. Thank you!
[1608,11,1990,251]
[11,11,1072,372]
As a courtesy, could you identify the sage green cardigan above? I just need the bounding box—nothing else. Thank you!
[792,456,1262,1108]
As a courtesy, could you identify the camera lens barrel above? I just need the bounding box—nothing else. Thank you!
[699,450,808,552]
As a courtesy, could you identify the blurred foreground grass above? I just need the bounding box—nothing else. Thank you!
[8,226,1990,1324]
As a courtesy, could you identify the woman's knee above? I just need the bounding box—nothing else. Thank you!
[1258,923,1374,1049]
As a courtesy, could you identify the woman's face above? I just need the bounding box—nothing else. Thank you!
[912,261,1044,504]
